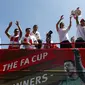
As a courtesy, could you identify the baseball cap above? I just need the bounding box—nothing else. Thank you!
[80,19,85,22]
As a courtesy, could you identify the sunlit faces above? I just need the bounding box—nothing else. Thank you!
[33,25,38,31]
[14,28,19,35]
[60,22,64,29]
[25,28,31,34]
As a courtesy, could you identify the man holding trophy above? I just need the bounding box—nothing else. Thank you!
[71,7,85,48]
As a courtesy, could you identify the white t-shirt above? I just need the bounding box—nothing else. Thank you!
[76,24,85,40]
[30,35,38,49]
[30,35,37,43]
[31,31,41,40]
[58,28,70,42]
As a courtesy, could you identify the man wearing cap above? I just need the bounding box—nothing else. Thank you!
[5,21,22,49]
[75,16,85,48]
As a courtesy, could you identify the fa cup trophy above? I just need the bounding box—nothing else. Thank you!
[71,7,81,19]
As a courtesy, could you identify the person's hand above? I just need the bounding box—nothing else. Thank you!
[77,7,80,10]
[9,22,12,27]
[22,42,31,45]
[75,16,78,19]
[15,21,19,26]
[70,16,72,19]
[72,48,81,60]
[72,48,80,54]
[70,16,72,21]
[60,15,64,20]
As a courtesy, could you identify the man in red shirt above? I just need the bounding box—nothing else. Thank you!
[21,28,34,49]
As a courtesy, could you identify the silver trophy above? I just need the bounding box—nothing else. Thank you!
[71,7,81,18]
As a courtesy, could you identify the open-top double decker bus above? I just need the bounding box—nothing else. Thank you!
[0,44,85,85]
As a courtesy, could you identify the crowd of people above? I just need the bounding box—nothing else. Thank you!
[5,21,58,49]
[4,8,85,49]
[5,21,57,49]
[5,21,43,49]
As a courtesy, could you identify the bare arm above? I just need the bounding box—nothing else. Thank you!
[73,49,85,83]
[16,21,22,39]
[5,22,12,39]
[66,16,72,31]
[56,15,63,31]
[75,7,80,25]
[73,49,84,71]
[75,16,79,25]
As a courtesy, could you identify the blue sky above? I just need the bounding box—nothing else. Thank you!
[0,0,85,48]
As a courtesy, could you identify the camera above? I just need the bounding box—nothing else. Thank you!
[46,30,53,43]
[47,30,53,37]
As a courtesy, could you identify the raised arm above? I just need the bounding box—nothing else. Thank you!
[67,16,72,31]
[75,16,79,25]
[56,15,63,31]
[75,7,80,25]
[73,49,85,83]
[5,22,12,39]
[15,21,22,39]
